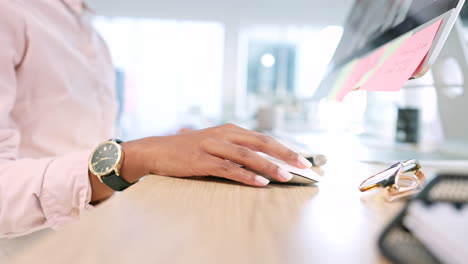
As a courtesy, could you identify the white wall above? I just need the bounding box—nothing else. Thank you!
[87,0,353,26]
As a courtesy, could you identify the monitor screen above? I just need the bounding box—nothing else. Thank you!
[331,0,460,71]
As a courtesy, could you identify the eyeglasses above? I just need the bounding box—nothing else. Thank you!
[359,159,426,202]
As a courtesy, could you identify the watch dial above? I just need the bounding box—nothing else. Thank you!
[91,142,120,175]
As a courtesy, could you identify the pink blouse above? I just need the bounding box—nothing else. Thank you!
[0,0,117,238]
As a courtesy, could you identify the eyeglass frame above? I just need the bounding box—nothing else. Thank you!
[359,159,425,199]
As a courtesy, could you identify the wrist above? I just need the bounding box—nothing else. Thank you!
[89,169,114,203]
[119,140,149,183]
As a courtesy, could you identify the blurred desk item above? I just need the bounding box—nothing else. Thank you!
[405,202,468,264]
[12,157,407,264]
[379,174,468,264]
[395,107,420,144]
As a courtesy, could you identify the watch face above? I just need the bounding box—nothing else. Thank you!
[90,141,121,176]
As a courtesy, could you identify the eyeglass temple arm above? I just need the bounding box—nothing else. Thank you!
[359,167,400,192]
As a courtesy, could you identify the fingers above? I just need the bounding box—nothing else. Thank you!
[202,139,294,183]
[225,130,312,169]
[203,155,270,187]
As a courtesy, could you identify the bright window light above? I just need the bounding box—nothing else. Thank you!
[260,53,276,68]
[93,17,225,139]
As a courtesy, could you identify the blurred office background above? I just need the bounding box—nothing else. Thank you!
[87,0,353,140]
[88,0,468,149]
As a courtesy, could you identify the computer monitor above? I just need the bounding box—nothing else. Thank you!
[315,0,465,97]
[314,0,468,162]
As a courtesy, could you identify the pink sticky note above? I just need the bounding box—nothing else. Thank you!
[412,53,429,77]
[335,46,385,101]
[360,19,443,91]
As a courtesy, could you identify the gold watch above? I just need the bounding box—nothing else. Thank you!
[88,139,134,191]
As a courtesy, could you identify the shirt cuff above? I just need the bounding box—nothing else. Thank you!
[39,150,94,230]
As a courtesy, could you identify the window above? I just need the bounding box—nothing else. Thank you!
[236,25,344,130]
[93,17,225,139]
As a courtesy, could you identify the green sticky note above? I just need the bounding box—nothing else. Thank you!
[327,60,357,100]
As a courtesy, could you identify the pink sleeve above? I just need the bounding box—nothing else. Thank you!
[0,2,93,238]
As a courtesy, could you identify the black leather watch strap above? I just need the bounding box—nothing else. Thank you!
[102,172,133,192]
[101,139,134,192]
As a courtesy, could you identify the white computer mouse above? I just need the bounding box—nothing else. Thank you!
[244,156,320,184]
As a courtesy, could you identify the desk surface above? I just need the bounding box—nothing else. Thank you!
[12,157,411,264]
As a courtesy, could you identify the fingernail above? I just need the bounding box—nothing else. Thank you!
[254,175,270,186]
[278,167,293,182]
[297,155,313,168]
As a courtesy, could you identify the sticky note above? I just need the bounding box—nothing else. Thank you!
[354,32,412,89]
[411,53,430,77]
[333,29,412,101]
[360,19,443,91]
[335,46,386,101]
[327,60,357,100]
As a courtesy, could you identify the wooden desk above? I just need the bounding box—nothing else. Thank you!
[12,159,407,264]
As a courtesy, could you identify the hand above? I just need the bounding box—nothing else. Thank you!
[120,124,312,187]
